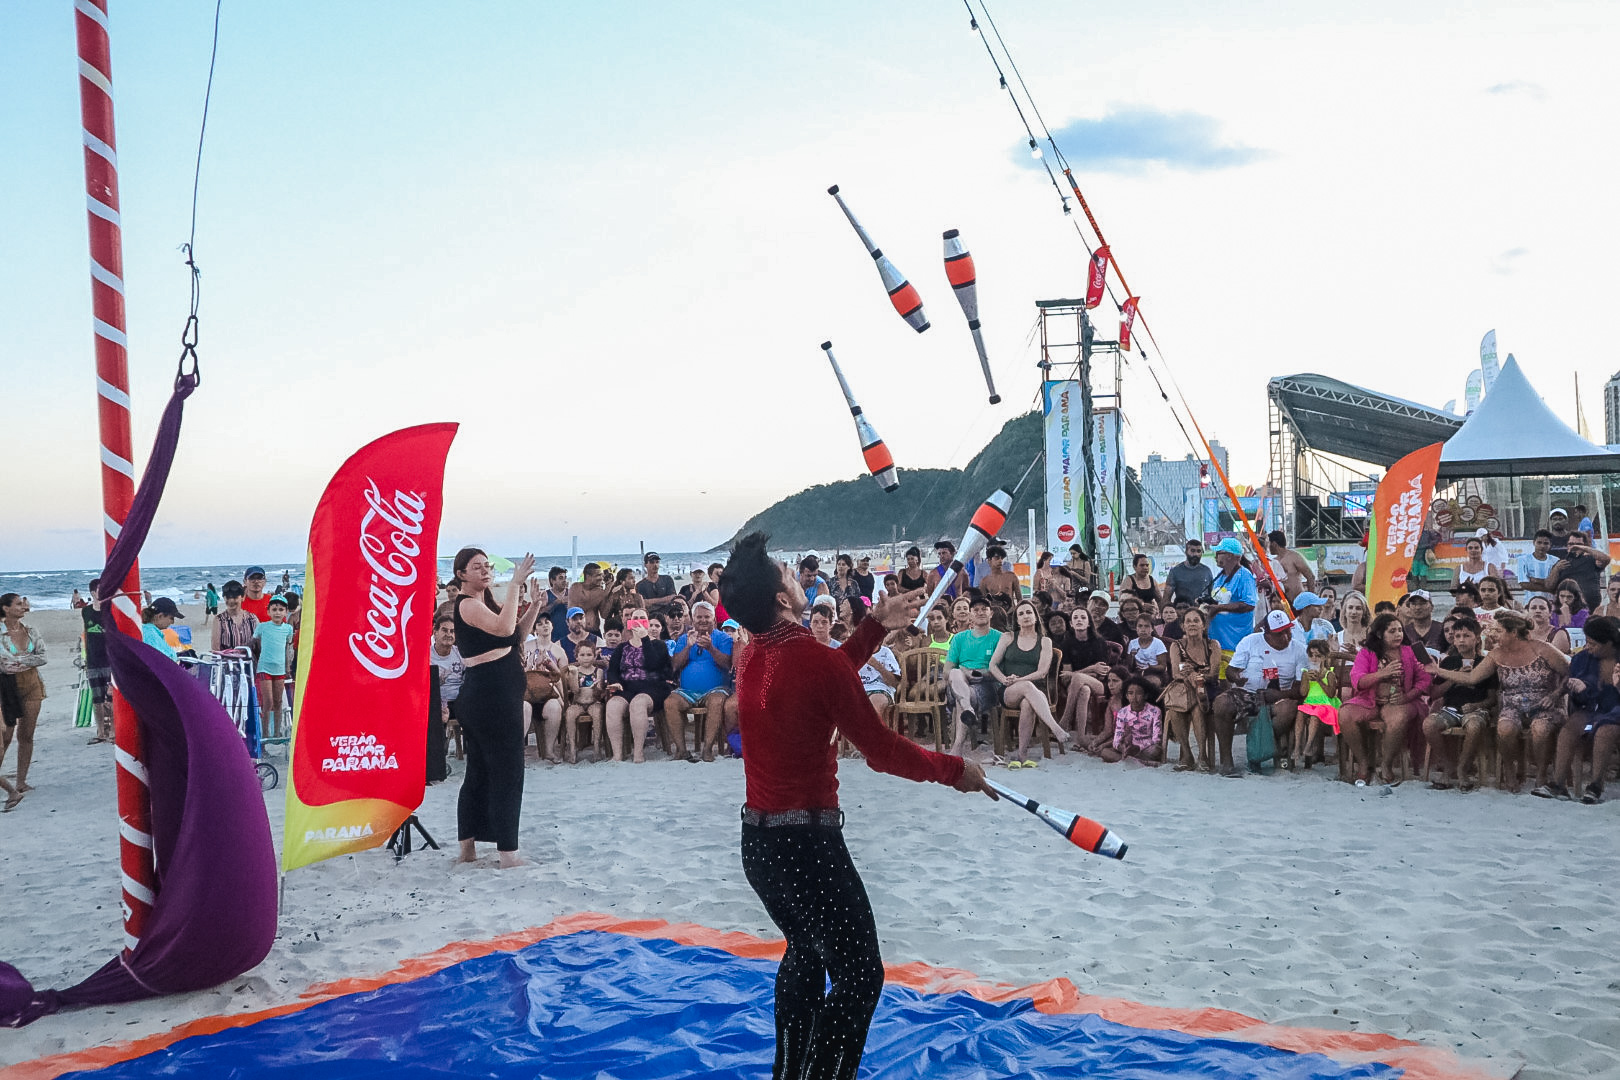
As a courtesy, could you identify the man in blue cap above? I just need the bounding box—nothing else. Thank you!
[559,606,599,663]
[1206,538,1257,660]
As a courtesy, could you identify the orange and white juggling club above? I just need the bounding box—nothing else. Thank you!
[942,229,1000,405]
[911,488,1013,627]
[821,341,899,493]
[827,184,929,333]
[985,778,1128,859]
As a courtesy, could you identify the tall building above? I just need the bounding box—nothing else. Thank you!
[1605,372,1620,446]
[1138,442,1229,526]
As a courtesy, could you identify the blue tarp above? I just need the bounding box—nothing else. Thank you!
[66,931,1401,1078]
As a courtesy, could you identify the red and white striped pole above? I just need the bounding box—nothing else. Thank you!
[75,0,154,953]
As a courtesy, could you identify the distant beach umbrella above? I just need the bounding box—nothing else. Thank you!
[942,229,1000,404]
[827,185,929,333]
[821,341,899,493]
[911,488,1013,627]
[1084,245,1110,310]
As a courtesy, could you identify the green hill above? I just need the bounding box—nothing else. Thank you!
[718,411,1045,551]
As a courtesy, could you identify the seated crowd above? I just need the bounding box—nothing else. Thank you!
[427,530,1620,804]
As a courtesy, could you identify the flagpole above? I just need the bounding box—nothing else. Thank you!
[75,0,154,953]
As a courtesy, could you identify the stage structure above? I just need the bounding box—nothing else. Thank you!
[1266,374,1462,543]
[1038,298,1127,582]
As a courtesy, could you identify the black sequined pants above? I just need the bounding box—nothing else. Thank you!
[741,821,884,1080]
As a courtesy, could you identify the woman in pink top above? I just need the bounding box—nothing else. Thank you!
[1338,612,1432,786]
[1101,677,1163,763]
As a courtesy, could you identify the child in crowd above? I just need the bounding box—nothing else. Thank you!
[253,597,295,738]
[602,623,624,653]
[1101,676,1163,763]
[1079,667,1129,755]
[1293,638,1340,770]
[564,642,606,763]
[1127,613,1169,687]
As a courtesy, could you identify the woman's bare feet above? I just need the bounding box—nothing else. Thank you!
[455,839,478,864]
[631,752,646,764]
[497,852,528,869]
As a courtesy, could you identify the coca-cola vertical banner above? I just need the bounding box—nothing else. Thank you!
[1118,296,1139,351]
[1083,245,1110,309]
[282,423,458,872]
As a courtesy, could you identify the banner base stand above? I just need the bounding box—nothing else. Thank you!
[387,815,439,861]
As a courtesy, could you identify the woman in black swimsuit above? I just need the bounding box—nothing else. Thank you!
[1122,553,1160,605]
[453,547,544,869]
[897,546,928,594]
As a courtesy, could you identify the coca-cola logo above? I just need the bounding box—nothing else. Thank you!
[349,479,429,680]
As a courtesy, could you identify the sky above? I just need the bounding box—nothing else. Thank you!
[3,1,1617,571]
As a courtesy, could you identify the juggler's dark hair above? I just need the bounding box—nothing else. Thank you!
[720,531,784,633]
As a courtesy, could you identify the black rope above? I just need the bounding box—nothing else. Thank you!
[175,0,223,390]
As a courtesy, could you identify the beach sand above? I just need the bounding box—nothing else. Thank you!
[1,606,1616,1078]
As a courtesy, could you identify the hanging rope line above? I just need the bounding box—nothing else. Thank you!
[176,0,223,388]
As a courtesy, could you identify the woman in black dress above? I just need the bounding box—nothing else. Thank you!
[453,547,542,868]
[897,546,928,594]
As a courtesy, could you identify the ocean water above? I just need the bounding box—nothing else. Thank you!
[0,551,764,611]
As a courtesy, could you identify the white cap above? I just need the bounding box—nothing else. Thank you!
[1265,610,1292,631]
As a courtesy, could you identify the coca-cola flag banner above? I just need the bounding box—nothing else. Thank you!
[282,423,458,872]
[1366,442,1443,611]
[1084,245,1110,309]
[1118,296,1139,351]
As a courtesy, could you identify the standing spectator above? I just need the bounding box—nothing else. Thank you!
[567,563,610,634]
[1517,530,1558,602]
[1267,531,1317,600]
[1575,503,1595,536]
[1339,613,1432,787]
[431,613,465,767]
[538,567,571,643]
[679,567,709,606]
[1163,539,1213,606]
[70,589,85,609]
[1,593,47,800]
[927,540,963,599]
[664,601,735,761]
[1399,590,1445,655]
[980,546,1023,610]
[240,566,272,622]
[453,548,541,869]
[1547,508,1574,557]
[829,555,866,610]
[1164,608,1218,771]
[1031,552,1068,612]
[253,597,296,738]
[1456,537,1491,587]
[1550,531,1609,610]
[140,598,183,661]
[606,606,675,763]
[605,567,641,625]
[1206,538,1257,657]
[1121,554,1159,604]
[204,582,219,622]
[796,556,829,620]
[897,547,928,593]
[636,552,678,614]
[212,580,258,651]
[942,596,1001,753]
[1061,544,1095,600]
[851,555,877,602]
[81,578,114,745]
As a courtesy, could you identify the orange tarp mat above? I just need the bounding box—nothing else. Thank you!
[3,912,1515,1080]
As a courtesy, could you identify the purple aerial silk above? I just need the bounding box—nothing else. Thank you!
[0,373,278,1027]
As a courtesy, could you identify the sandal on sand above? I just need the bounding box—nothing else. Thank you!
[1581,783,1603,805]
[1006,760,1024,770]
[1460,780,1479,793]
[1020,759,1038,769]
[1173,763,1196,772]
[1428,780,1453,790]
[3,793,23,812]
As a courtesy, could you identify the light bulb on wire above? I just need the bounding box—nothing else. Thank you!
[1028,138,1042,160]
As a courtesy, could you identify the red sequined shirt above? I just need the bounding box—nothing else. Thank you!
[736,615,964,812]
